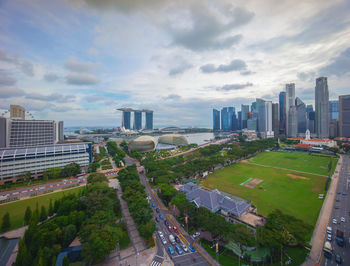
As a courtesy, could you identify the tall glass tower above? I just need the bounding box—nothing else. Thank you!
[133,111,142,130]
[145,111,153,130]
[213,109,220,131]
[315,77,329,138]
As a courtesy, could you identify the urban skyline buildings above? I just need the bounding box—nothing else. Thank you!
[315,77,330,138]
[339,95,350,137]
[118,108,154,131]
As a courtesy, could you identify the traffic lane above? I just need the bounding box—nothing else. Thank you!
[322,156,349,266]
[1,178,86,199]
[172,252,209,266]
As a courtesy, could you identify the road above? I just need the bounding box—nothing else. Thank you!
[0,176,87,200]
[322,155,350,266]
[124,155,212,266]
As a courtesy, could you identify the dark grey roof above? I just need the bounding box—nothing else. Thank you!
[179,182,250,217]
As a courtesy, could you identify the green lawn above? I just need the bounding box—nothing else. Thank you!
[0,186,84,231]
[202,156,328,226]
[250,151,338,176]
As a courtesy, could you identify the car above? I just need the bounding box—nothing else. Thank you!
[168,246,174,255]
[327,234,332,241]
[192,232,200,238]
[173,226,178,233]
[188,244,195,252]
[336,197,340,202]
[337,191,341,194]
[341,217,345,222]
[333,219,337,224]
[168,226,173,232]
[156,208,160,213]
[158,231,163,237]
[175,245,183,255]
[181,243,188,252]
[155,217,159,222]
[161,236,167,245]
[151,203,155,208]
[342,192,347,196]
[327,226,332,234]
[159,214,164,220]
[164,219,169,226]
[175,236,180,243]
[335,254,342,264]
[335,205,339,209]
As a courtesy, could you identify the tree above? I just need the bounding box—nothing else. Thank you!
[87,172,108,184]
[40,206,47,222]
[24,206,32,225]
[158,184,177,205]
[62,163,81,178]
[1,212,10,232]
[62,224,77,247]
[62,256,70,266]
[48,199,54,216]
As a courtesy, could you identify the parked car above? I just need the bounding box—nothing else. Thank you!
[168,226,173,232]
[336,197,340,202]
[335,205,340,209]
[175,245,183,255]
[192,232,200,238]
[155,217,159,222]
[169,234,175,245]
[156,208,160,213]
[342,192,347,196]
[335,254,342,264]
[173,226,178,233]
[158,231,163,237]
[181,243,188,252]
[164,219,169,226]
[168,246,174,255]
[161,236,167,245]
[333,219,337,224]
[327,226,332,234]
[152,203,155,208]
[188,244,195,252]
[159,214,164,220]
[341,217,345,222]
[327,234,332,241]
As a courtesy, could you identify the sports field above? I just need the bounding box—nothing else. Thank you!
[0,186,84,231]
[250,151,338,176]
[202,152,336,226]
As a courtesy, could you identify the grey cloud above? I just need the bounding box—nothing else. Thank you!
[216,82,253,91]
[66,73,100,85]
[200,59,247,73]
[240,70,255,76]
[169,61,192,76]
[0,87,25,98]
[64,57,96,73]
[297,72,315,82]
[319,47,350,77]
[168,5,253,51]
[82,0,166,13]
[0,70,16,86]
[84,95,106,102]
[163,94,181,100]
[44,73,59,82]
[51,106,73,112]
[25,93,76,103]
[0,49,35,76]
[253,1,350,50]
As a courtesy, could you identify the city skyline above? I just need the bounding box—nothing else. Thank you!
[1,0,350,127]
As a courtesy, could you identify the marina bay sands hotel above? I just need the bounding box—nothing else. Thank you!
[117,108,153,130]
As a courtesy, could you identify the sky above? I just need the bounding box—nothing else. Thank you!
[0,0,350,128]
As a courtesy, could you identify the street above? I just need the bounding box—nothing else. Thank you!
[322,155,350,266]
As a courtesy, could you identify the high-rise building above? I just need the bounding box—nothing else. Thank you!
[285,83,295,137]
[339,94,350,137]
[221,108,230,131]
[265,101,274,138]
[213,109,220,131]
[308,111,315,134]
[272,103,279,137]
[0,118,64,148]
[10,105,25,119]
[241,104,249,129]
[329,100,339,121]
[121,109,131,129]
[329,120,339,138]
[288,106,298,137]
[279,92,286,135]
[247,118,257,131]
[315,77,329,138]
[295,97,307,135]
[145,111,153,130]
[231,108,238,131]
[256,99,266,133]
[133,111,142,130]
[237,111,242,130]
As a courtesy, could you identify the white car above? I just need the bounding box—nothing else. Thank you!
[341,217,345,222]
[161,236,167,245]
[158,231,164,238]
[327,234,332,241]
[332,219,337,224]
[192,232,201,238]
[181,243,188,252]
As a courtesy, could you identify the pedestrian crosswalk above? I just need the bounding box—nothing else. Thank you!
[149,260,162,266]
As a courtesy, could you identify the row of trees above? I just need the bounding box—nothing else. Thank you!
[118,166,155,241]
[15,172,125,265]
[42,163,81,180]
[106,141,126,167]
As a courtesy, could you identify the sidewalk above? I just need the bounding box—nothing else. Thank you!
[302,155,343,266]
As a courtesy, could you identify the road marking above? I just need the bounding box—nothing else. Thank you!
[150,260,162,266]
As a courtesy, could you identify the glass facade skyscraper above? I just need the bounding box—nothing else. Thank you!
[295,97,307,134]
[122,111,131,129]
[279,91,286,135]
[145,111,153,130]
[133,111,142,130]
[315,77,329,138]
[213,109,220,131]
[221,107,236,131]
[329,100,339,121]
[241,104,249,129]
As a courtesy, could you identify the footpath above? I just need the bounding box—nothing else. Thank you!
[302,155,343,266]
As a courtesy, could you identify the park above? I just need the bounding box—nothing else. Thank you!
[201,151,338,227]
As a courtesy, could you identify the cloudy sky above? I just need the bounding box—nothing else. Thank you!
[1,0,349,128]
